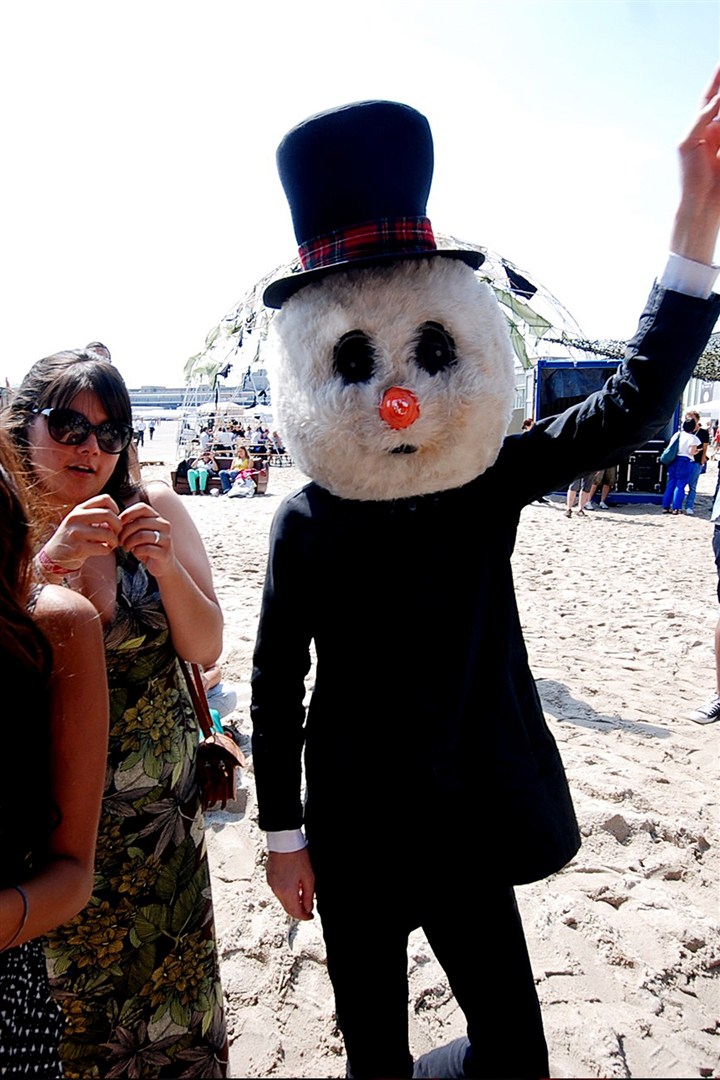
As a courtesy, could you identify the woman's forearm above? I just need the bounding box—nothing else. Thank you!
[0,857,94,950]
[157,557,223,666]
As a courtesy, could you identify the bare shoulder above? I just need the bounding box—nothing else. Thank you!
[144,478,172,496]
[34,585,101,641]
[145,478,187,514]
[145,478,204,537]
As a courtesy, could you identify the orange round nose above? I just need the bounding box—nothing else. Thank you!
[379,386,420,430]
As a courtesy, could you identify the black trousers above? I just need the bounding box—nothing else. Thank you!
[312,838,549,1080]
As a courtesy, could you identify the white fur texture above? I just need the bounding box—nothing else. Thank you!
[271,258,515,501]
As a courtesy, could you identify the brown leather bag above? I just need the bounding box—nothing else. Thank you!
[182,662,245,810]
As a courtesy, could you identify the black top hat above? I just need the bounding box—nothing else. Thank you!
[263,99,484,309]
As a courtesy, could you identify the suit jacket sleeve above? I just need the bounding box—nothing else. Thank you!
[251,494,313,832]
[498,285,720,507]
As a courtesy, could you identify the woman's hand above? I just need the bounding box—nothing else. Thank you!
[118,502,176,578]
[124,482,223,666]
[40,494,122,572]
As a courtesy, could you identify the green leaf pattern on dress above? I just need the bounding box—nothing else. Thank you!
[45,551,227,1078]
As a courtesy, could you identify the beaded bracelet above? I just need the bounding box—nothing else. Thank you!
[1,884,29,951]
[37,546,74,577]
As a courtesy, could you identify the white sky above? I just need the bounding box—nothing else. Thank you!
[0,0,718,389]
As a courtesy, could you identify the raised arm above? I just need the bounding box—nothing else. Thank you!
[670,65,720,264]
[501,68,720,508]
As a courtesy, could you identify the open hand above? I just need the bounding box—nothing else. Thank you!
[672,66,720,263]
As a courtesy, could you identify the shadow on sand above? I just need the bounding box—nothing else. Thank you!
[536,678,671,740]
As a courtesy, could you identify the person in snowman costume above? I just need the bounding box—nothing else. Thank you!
[251,73,720,1079]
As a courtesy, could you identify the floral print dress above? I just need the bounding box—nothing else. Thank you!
[45,550,228,1079]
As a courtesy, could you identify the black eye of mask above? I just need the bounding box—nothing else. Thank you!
[333,330,376,384]
[414,322,457,375]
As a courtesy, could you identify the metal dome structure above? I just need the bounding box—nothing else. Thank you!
[183,239,719,398]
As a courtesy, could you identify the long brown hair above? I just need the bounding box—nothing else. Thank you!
[4,349,141,509]
[0,428,56,885]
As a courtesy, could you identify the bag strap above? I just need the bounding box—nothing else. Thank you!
[180,661,214,740]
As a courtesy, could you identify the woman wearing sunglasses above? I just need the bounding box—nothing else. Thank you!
[4,350,228,1078]
[0,427,107,1078]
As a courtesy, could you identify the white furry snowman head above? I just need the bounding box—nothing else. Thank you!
[264,100,515,502]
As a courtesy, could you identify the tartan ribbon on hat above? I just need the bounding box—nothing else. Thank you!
[299,216,436,271]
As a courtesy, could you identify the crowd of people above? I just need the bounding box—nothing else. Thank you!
[0,64,718,1080]
[554,410,715,518]
[2,336,720,1078]
[2,333,719,1078]
[132,416,158,445]
[191,418,286,457]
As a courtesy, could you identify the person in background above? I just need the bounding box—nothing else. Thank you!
[596,466,617,509]
[201,662,239,720]
[682,409,709,514]
[0,428,107,1078]
[712,424,720,459]
[219,445,251,494]
[661,417,701,514]
[4,349,228,1078]
[565,470,601,517]
[213,424,234,450]
[188,448,219,494]
[585,465,618,510]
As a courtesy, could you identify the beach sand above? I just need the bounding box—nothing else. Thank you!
[142,434,719,1079]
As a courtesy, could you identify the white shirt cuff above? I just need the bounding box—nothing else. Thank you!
[267,829,307,852]
[659,253,719,299]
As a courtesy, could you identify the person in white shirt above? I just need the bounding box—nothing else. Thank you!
[661,417,701,513]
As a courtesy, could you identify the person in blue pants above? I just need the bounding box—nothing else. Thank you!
[662,418,701,513]
[682,409,709,514]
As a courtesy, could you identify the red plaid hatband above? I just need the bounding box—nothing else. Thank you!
[299,216,437,271]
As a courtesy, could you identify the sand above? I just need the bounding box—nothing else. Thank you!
[141,437,720,1079]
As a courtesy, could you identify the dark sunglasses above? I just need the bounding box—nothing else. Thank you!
[35,407,134,454]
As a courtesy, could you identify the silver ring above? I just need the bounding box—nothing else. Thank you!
[153,530,160,545]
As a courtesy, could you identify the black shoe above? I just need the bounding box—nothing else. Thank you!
[222,724,252,754]
[688,694,720,725]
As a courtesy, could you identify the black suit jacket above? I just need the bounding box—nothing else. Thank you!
[251,286,720,885]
